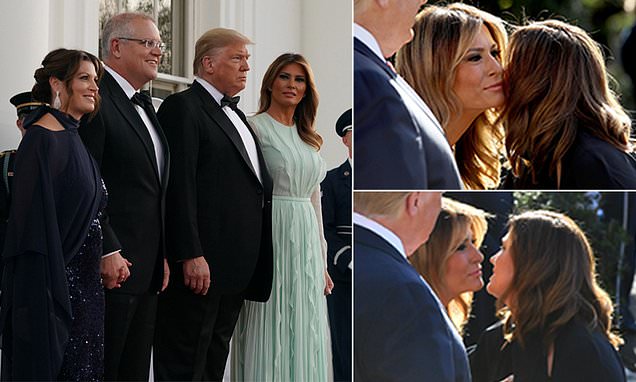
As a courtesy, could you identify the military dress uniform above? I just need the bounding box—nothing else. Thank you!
[321,109,352,381]
[0,149,16,249]
[1,92,44,249]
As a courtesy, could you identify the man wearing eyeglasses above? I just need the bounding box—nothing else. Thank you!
[79,12,170,381]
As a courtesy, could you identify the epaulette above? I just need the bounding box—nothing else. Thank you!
[0,149,16,158]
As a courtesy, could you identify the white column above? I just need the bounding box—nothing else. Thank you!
[0,0,100,151]
[0,0,51,150]
[302,0,352,169]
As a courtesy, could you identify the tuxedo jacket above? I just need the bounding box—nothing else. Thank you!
[321,159,351,284]
[157,81,273,302]
[354,38,462,190]
[354,224,470,382]
[80,70,169,294]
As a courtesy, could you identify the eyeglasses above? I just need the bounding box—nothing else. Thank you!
[117,37,165,51]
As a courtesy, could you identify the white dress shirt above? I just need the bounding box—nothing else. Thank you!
[354,23,385,62]
[353,212,406,260]
[105,65,165,180]
[194,76,262,184]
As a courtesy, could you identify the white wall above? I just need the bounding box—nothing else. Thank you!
[0,0,52,151]
[301,0,352,169]
[0,0,100,151]
[0,0,352,169]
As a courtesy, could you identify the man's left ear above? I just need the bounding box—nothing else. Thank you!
[202,56,215,74]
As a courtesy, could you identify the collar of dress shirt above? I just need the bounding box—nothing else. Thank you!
[105,65,138,99]
[194,76,226,106]
[353,212,406,260]
[354,23,386,63]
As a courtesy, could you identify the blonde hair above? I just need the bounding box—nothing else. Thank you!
[396,3,508,189]
[354,192,410,218]
[497,210,621,349]
[503,20,632,188]
[410,197,489,333]
[193,28,252,75]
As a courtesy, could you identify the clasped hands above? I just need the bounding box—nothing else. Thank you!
[101,252,170,291]
[100,251,132,289]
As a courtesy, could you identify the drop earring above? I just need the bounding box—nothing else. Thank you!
[53,91,61,109]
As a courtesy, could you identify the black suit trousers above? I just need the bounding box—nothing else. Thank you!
[153,272,244,382]
[104,291,158,381]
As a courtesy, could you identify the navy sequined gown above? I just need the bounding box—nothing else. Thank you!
[58,180,106,381]
[0,106,105,381]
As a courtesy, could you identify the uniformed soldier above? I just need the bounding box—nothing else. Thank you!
[1,92,44,247]
[321,108,352,382]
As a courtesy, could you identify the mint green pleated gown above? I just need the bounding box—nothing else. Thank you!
[231,113,329,381]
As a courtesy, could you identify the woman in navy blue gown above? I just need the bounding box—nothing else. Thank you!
[1,48,106,381]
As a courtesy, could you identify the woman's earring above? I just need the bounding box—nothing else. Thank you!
[53,91,61,109]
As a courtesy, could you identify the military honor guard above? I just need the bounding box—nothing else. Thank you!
[1,91,44,247]
[321,109,352,381]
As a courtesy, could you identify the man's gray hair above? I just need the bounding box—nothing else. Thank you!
[101,12,156,59]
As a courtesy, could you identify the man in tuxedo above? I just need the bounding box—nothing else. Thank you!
[79,12,170,381]
[153,28,273,381]
[354,192,471,381]
[321,109,352,382]
[354,0,462,189]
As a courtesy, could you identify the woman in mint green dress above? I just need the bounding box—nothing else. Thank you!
[231,53,334,381]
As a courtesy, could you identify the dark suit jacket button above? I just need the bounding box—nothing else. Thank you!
[257,188,263,194]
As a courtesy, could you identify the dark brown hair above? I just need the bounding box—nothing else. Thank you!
[32,48,104,119]
[497,210,621,349]
[502,20,632,188]
[257,53,322,150]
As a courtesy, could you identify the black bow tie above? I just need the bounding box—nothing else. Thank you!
[131,91,153,110]
[220,95,240,111]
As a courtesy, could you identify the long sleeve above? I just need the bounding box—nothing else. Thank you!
[311,185,328,268]
[80,112,122,255]
[157,94,205,262]
[320,170,352,273]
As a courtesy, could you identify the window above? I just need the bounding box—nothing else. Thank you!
[99,0,189,98]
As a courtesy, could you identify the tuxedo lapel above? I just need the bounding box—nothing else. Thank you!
[102,72,163,185]
[192,82,260,182]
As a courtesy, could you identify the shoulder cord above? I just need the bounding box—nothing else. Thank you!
[2,154,10,196]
